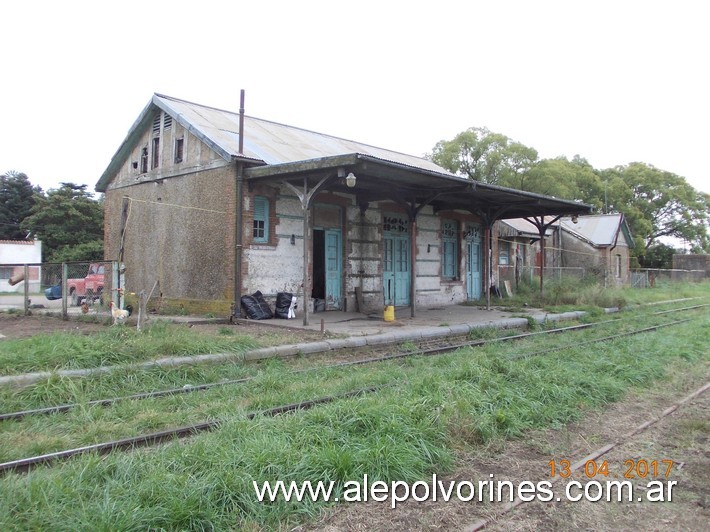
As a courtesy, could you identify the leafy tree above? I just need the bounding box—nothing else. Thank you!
[0,170,41,240]
[50,240,105,262]
[21,183,104,261]
[431,127,710,258]
[430,127,538,185]
[501,142,539,190]
[520,156,605,208]
[640,243,677,269]
[601,163,710,252]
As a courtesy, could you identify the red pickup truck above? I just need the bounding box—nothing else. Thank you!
[67,263,106,306]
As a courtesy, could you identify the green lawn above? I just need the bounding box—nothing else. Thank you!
[0,301,707,530]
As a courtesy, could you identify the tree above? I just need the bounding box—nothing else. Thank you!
[430,127,538,185]
[601,163,710,252]
[640,243,677,269]
[21,183,104,261]
[50,240,105,262]
[430,127,710,257]
[0,170,40,240]
[520,156,605,208]
[501,142,539,190]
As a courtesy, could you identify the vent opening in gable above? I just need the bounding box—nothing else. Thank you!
[163,114,172,129]
[152,114,161,134]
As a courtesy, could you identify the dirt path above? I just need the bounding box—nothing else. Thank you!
[306,361,709,531]
[0,312,107,339]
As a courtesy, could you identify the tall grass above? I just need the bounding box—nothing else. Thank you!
[0,314,706,530]
[503,277,710,312]
[0,321,257,375]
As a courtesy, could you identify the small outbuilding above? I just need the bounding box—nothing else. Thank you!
[0,239,42,293]
[497,214,636,287]
[558,214,634,286]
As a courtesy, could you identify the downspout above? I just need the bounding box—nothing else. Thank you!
[233,90,245,318]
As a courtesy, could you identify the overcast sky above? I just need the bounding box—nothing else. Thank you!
[2,0,708,196]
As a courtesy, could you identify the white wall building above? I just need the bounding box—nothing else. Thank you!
[0,239,43,293]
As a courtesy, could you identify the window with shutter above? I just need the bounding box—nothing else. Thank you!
[140,147,148,173]
[174,138,184,163]
[442,219,458,280]
[253,196,269,243]
[151,137,160,169]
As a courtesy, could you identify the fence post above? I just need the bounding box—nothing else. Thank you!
[23,264,30,316]
[61,262,68,320]
[112,261,120,309]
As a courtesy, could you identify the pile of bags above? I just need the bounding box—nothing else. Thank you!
[240,291,297,320]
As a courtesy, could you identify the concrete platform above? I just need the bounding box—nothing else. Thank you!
[234,303,589,362]
[235,303,564,338]
[0,302,592,387]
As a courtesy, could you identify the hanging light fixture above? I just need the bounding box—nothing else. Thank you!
[345,172,357,188]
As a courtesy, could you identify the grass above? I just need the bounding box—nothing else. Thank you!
[0,308,707,530]
[482,278,710,313]
[0,321,258,375]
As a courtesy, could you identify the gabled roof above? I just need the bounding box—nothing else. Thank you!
[96,94,593,220]
[560,214,634,248]
[500,217,555,238]
[97,94,448,191]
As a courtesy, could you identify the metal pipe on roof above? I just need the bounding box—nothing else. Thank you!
[238,90,245,155]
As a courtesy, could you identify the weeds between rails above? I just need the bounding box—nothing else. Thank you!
[1,304,706,423]
[0,310,701,475]
[0,386,385,475]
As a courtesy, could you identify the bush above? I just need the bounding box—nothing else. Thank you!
[50,240,104,262]
[509,277,627,310]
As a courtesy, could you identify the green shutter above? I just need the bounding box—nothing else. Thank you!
[253,196,268,243]
[442,220,458,279]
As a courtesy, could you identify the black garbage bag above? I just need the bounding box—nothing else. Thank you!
[240,290,273,320]
[275,292,295,319]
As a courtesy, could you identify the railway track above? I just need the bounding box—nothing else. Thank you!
[0,386,384,475]
[0,304,703,476]
[1,304,705,423]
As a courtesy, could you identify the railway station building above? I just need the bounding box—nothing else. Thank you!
[97,94,591,324]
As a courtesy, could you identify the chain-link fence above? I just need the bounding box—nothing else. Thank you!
[631,268,706,288]
[504,265,707,290]
[0,261,119,318]
[498,265,602,291]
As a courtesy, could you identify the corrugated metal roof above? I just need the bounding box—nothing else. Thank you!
[155,94,450,174]
[500,218,555,236]
[94,94,592,220]
[560,214,625,246]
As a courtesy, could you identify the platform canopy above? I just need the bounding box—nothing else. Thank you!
[245,152,593,220]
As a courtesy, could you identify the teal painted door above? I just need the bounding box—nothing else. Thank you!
[383,235,410,306]
[466,228,482,300]
[324,229,342,310]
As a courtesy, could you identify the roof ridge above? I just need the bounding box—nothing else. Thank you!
[0,239,36,245]
[153,93,429,161]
